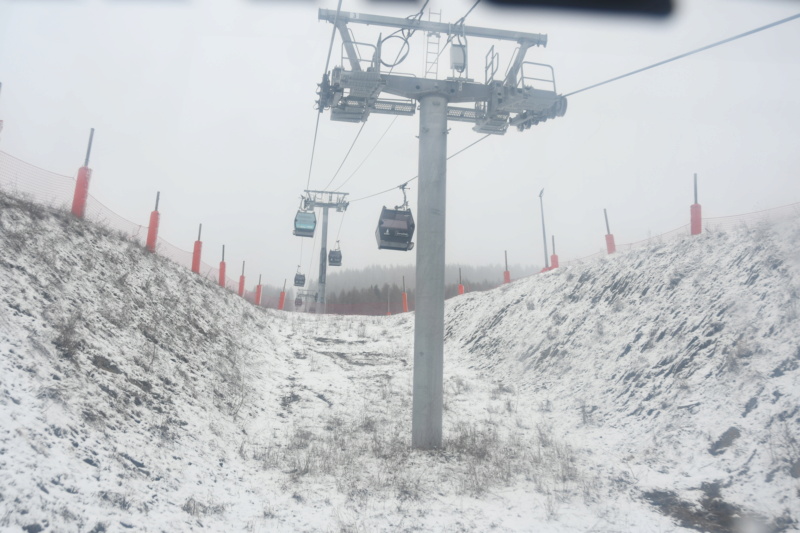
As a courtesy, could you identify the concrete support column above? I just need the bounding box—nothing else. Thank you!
[412,94,447,449]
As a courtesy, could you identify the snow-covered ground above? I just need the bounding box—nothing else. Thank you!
[1,190,799,532]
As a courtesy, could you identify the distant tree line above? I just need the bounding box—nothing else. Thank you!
[247,263,539,315]
[325,278,501,316]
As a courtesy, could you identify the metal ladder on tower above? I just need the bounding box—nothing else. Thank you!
[423,10,442,79]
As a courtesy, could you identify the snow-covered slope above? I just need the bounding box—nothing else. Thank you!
[445,221,800,530]
[1,190,798,532]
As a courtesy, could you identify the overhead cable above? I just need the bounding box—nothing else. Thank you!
[428,0,481,71]
[335,211,346,242]
[306,0,344,190]
[322,122,366,191]
[335,116,398,192]
[340,0,482,195]
[563,12,800,98]
[350,11,799,204]
[349,134,491,203]
[323,1,431,191]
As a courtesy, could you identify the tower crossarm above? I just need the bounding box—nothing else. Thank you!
[303,190,350,211]
[322,71,566,133]
[317,9,566,132]
[318,9,547,47]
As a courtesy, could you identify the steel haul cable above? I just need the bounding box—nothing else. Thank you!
[335,116,398,193]
[322,122,366,192]
[325,0,479,194]
[306,0,344,191]
[322,2,430,193]
[349,11,800,204]
[563,12,800,98]
[349,134,491,203]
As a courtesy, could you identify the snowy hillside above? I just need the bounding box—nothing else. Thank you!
[1,189,798,532]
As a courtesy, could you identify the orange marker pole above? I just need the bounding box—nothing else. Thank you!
[192,224,203,273]
[71,128,94,219]
[238,261,246,297]
[145,192,160,253]
[604,209,616,254]
[278,279,286,310]
[255,275,263,306]
[690,173,702,235]
[549,236,559,269]
[218,245,226,288]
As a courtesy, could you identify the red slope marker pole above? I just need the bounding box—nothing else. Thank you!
[145,192,160,253]
[549,235,559,269]
[238,261,246,297]
[192,224,203,274]
[255,274,263,306]
[219,245,226,288]
[71,128,94,219]
[278,279,286,311]
[604,208,616,254]
[690,173,702,235]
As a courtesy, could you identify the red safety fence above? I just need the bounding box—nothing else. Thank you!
[3,149,799,312]
[0,150,247,296]
[704,203,800,232]
[560,200,800,267]
[563,224,693,265]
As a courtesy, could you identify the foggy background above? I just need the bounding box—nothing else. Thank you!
[1,0,798,288]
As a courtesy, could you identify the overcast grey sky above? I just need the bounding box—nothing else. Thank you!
[1,0,798,288]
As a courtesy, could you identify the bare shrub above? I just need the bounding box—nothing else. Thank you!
[98,302,128,329]
[288,428,314,450]
[505,398,516,413]
[53,311,84,359]
[359,415,377,433]
[211,340,251,418]
[543,490,559,521]
[579,400,596,426]
[1,227,30,253]
[392,470,423,501]
[378,375,393,401]
[153,416,180,442]
[768,421,800,477]
[98,490,132,510]
[182,497,226,516]
[458,461,489,496]
[536,423,553,448]
[449,376,471,395]
[491,381,514,399]
[447,422,498,461]
[37,385,69,407]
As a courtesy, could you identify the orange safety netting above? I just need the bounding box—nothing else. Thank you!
[2,150,798,291]
[0,151,244,292]
[561,199,800,267]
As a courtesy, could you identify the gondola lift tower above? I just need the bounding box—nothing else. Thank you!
[294,190,349,314]
[317,7,567,449]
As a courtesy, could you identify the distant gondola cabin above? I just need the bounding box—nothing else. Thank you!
[293,211,316,238]
[376,206,415,251]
